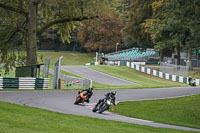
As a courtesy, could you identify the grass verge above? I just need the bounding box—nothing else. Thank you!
[0,101,195,133]
[113,94,200,129]
[89,65,187,88]
[38,52,95,68]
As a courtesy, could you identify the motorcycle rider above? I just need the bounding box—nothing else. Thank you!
[188,76,192,85]
[96,90,116,106]
[188,76,196,86]
[79,87,93,103]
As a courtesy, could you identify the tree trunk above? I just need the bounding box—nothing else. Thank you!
[27,0,37,65]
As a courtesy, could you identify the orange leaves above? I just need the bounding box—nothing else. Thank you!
[78,13,123,52]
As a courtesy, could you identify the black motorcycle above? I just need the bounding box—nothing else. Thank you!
[92,95,114,114]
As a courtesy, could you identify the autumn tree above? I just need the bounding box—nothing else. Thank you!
[77,12,123,52]
[0,0,113,73]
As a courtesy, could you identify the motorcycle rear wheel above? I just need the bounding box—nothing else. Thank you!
[99,104,108,114]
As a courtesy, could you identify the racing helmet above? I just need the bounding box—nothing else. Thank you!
[111,90,116,96]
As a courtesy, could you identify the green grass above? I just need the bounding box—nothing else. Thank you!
[39,52,94,89]
[60,70,84,79]
[92,81,136,90]
[0,68,15,77]
[60,69,136,90]
[0,52,188,90]
[60,68,175,90]
[89,65,186,88]
[38,52,95,68]
[0,52,94,89]
[113,94,200,129]
[0,101,195,133]
[92,81,154,90]
[0,52,94,77]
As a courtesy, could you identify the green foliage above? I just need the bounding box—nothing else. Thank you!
[114,94,200,129]
[122,0,154,48]
[143,0,200,50]
[0,0,27,73]
[0,0,116,74]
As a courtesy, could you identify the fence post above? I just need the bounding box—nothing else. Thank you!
[53,56,63,89]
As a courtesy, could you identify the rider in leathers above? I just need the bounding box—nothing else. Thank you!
[79,87,93,103]
[96,90,116,106]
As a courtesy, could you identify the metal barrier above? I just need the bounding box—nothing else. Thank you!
[0,77,49,89]
[160,62,189,77]
[59,74,91,89]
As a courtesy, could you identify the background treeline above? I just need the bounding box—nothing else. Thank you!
[0,0,199,71]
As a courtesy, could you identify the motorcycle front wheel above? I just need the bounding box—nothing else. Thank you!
[74,96,82,104]
[92,103,99,112]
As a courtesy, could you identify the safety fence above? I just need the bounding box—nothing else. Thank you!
[112,61,200,85]
[160,62,188,77]
[59,74,91,89]
[0,77,49,89]
[48,69,91,89]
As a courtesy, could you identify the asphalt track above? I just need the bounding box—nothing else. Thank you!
[61,66,138,86]
[0,87,200,132]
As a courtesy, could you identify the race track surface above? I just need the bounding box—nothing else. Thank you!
[0,87,200,132]
[61,66,138,86]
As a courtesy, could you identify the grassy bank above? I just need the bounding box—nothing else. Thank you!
[38,52,95,68]
[0,101,194,133]
[0,52,188,90]
[113,94,200,129]
[89,65,186,88]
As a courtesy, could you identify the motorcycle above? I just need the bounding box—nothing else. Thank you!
[190,79,196,87]
[74,90,88,105]
[188,77,196,87]
[92,95,113,114]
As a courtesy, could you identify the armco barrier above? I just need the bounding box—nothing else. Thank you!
[0,77,49,89]
[121,61,199,85]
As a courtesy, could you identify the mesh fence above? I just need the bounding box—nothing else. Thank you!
[48,69,91,89]
[59,74,91,89]
[160,62,189,77]
[41,56,91,89]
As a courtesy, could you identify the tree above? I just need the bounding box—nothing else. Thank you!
[122,0,155,48]
[117,0,137,49]
[143,0,200,66]
[0,0,113,73]
[77,12,123,52]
